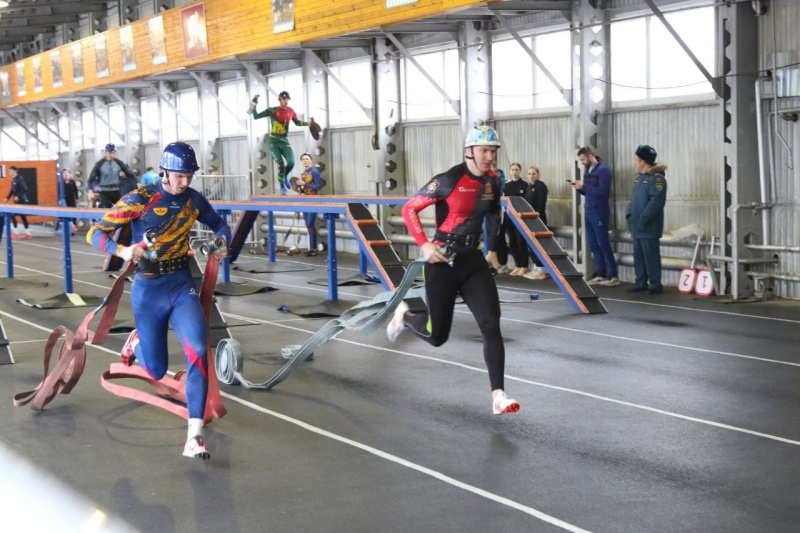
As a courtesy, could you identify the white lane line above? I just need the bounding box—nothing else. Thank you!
[494,282,800,324]
[0,308,592,533]
[6,240,107,257]
[14,239,797,323]
[600,297,800,324]
[231,395,594,533]
[9,339,49,345]
[6,260,797,370]
[222,310,800,448]
[496,314,800,368]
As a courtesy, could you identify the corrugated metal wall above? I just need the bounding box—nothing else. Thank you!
[761,94,800,298]
[329,127,375,195]
[402,121,461,194]
[327,126,377,253]
[612,103,722,286]
[612,103,721,235]
[220,137,249,178]
[759,0,800,70]
[495,114,575,227]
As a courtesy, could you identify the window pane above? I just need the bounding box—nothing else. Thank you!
[650,7,714,98]
[161,100,177,143]
[611,18,648,101]
[141,97,159,144]
[401,50,457,120]
[177,89,199,140]
[328,59,371,126]
[108,104,125,146]
[491,38,534,113]
[82,109,95,149]
[1,124,25,159]
[534,30,571,108]
[219,80,246,136]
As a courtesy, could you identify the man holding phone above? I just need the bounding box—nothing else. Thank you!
[573,147,619,287]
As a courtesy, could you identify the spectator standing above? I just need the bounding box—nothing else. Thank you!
[504,162,529,276]
[626,145,667,294]
[522,165,549,280]
[87,143,135,208]
[61,169,79,232]
[296,152,325,256]
[3,165,31,239]
[574,147,620,287]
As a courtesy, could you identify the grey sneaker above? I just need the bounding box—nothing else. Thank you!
[600,276,620,287]
[587,275,606,285]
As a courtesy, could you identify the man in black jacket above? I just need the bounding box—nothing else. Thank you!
[87,144,135,207]
[3,166,31,239]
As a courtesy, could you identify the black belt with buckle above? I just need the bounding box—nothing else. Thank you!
[137,255,189,276]
[434,232,481,250]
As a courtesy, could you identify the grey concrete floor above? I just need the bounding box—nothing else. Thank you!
[1,226,799,533]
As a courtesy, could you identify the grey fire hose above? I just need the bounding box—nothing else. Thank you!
[215,259,426,390]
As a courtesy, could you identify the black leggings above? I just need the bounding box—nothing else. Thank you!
[11,214,29,229]
[405,249,506,391]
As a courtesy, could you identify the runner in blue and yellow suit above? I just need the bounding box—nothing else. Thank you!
[88,142,231,460]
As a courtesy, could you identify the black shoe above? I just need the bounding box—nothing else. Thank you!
[627,286,648,293]
[305,249,319,257]
[647,287,663,294]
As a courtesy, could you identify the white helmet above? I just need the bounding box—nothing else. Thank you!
[464,125,501,148]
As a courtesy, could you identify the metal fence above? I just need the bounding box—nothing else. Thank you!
[189,174,251,249]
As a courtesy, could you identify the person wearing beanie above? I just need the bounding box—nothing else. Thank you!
[626,144,667,294]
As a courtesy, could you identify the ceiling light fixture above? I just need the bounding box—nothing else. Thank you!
[0,1,9,8]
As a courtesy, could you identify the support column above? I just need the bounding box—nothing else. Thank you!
[373,38,404,197]
[571,0,612,278]
[718,2,760,299]
[303,50,330,188]
[458,22,488,138]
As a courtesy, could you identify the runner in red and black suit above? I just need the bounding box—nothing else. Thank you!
[387,125,520,415]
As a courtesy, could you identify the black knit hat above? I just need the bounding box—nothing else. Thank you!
[635,145,657,165]
[279,91,291,99]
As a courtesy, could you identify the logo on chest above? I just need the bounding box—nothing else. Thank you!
[481,180,494,201]
[153,208,168,216]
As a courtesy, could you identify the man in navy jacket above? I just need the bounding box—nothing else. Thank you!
[574,147,619,286]
[627,145,667,294]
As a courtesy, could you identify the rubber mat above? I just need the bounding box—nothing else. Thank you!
[214,282,278,296]
[233,263,313,274]
[17,293,107,309]
[307,274,381,287]
[277,299,358,317]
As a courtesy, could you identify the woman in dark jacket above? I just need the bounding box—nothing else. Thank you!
[522,166,548,280]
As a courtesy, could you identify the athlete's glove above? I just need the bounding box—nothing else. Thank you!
[309,119,322,141]
[247,94,259,115]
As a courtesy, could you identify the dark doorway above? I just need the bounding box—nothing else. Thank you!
[16,167,38,205]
